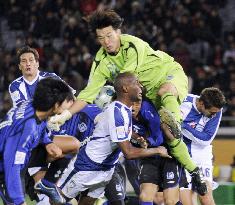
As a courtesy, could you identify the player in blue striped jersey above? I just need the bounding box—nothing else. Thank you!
[38,86,127,205]
[8,46,75,107]
[180,87,226,205]
[0,78,75,205]
[36,72,171,205]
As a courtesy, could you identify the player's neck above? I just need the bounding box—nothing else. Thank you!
[35,110,53,121]
[24,74,37,82]
[116,97,132,108]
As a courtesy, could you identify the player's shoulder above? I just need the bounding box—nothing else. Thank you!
[121,34,146,47]
[39,71,60,79]
[121,34,142,42]
[81,104,102,119]
[9,76,24,88]
[184,94,199,103]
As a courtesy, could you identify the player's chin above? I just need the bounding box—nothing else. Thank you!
[134,95,142,101]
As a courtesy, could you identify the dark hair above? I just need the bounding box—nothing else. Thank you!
[33,77,74,111]
[17,46,39,64]
[199,87,226,109]
[113,72,135,94]
[88,9,123,33]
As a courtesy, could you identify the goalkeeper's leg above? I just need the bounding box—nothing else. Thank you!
[161,123,197,172]
[161,126,207,196]
[158,83,182,123]
[168,138,197,172]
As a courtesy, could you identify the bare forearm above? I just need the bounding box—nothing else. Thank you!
[69,99,88,115]
[124,147,160,159]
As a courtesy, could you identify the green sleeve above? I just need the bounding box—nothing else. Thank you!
[77,56,110,103]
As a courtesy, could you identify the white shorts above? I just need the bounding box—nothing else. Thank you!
[57,161,114,199]
[184,164,213,191]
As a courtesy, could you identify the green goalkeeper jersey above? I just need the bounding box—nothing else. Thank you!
[78,34,187,107]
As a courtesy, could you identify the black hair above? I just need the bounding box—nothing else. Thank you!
[33,77,74,111]
[88,9,123,33]
[113,72,135,94]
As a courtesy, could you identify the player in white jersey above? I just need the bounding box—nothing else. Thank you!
[180,87,226,205]
[35,72,171,205]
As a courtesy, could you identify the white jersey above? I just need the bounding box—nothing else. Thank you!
[180,94,222,165]
[74,101,132,171]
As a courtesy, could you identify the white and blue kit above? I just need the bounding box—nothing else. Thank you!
[9,71,61,107]
[55,104,126,202]
[57,101,132,199]
[0,101,52,205]
[180,94,223,182]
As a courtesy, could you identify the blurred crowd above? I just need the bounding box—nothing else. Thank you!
[0,0,235,120]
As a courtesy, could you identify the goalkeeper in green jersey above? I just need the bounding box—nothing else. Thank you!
[49,9,207,195]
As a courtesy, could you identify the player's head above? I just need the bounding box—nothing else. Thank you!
[33,77,74,115]
[94,85,115,109]
[198,87,226,117]
[17,46,39,78]
[114,72,142,104]
[88,9,123,54]
[132,100,142,119]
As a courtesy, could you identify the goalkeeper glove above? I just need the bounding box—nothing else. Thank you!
[49,109,72,131]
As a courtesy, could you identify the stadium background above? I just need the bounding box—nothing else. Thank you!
[0,0,235,204]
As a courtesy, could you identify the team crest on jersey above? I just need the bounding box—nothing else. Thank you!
[107,63,120,80]
[78,122,87,132]
[166,172,174,180]
[166,75,174,80]
[11,90,20,101]
[189,122,197,128]
[116,184,122,192]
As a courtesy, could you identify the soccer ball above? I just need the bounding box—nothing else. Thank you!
[94,85,115,109]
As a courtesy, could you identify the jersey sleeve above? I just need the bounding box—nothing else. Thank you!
[41,128,52,145]
[3,120,36,205]
[140,101,164,147]
[8,83,24,107]
[108,106,131,142]
[182,111,222,145]
[77,54,110,103]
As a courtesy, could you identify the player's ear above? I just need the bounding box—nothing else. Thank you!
[123,85,128,93]
[18,64,22,71]
[52,103,60,114]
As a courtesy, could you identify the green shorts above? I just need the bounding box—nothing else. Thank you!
[145,63,188,109]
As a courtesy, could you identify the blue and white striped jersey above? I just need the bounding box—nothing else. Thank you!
[75,101,132,171]
[9,71,62,107]
[0,101,51,205]
[132,100,164,147]
[180,94,222,161]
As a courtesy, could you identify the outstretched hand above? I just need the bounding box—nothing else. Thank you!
[48,110,72,131]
